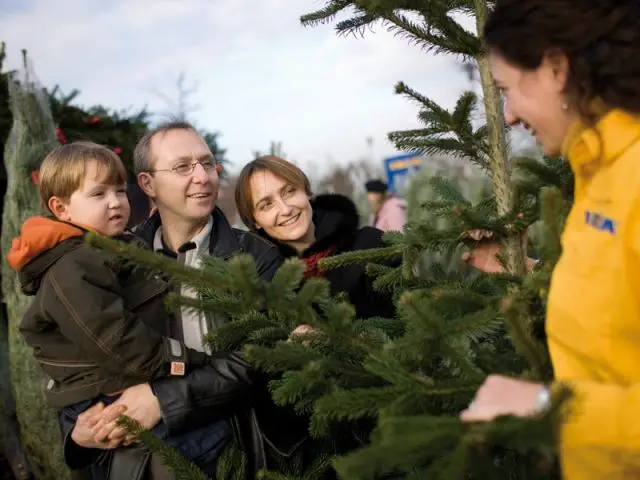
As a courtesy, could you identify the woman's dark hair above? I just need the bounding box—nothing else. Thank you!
[484,0,640,122]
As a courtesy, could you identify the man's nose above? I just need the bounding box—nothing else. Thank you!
[191,162,210,183]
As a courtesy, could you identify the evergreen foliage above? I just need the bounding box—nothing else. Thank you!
[47,87,149,175]
[116,417,209,480]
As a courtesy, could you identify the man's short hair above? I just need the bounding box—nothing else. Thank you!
[39,141,127,212]
[133,120,198,175]
[365,179,388,194]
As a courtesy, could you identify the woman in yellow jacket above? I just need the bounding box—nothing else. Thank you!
[460,0,640,479]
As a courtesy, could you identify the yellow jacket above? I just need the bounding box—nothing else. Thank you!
[547,108,640,479]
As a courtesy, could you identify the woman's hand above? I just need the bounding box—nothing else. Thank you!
[461,229,506,273]
[461,228,538,274]
[71,401,126,449]
[460,375,543,422]
[92,383,161,444]
[288,324,316,345]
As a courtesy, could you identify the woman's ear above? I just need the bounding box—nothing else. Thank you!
[543,49,570,94]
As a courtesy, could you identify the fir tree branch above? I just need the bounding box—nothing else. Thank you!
[380,9,479,57]
[86,234,235,290]
[537,187,566,264]
[116,416,208,480]
[302,1,480,55]
[300,0,357,28]
[333,414,465,479]
[499,292,548,381]
[165,292,245,320]
[318,246,401,270]
[245,342,325,373]
[389,84,488,167]
[445,305,503,343]
[428,175,473,205]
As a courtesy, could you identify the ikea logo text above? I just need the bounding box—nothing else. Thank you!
[585,210,616,234]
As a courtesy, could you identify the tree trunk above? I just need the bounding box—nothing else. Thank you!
[474,0,527,276]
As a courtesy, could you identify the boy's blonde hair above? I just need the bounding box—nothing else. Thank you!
[39,141,127,212]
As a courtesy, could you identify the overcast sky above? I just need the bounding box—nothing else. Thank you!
[1,0,474,175]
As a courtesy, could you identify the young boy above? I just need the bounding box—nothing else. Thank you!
[6,141,230,475]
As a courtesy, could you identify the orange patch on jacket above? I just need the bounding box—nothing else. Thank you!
[6,216,85,271]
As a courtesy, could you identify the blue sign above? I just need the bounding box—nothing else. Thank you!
[383,153,423,195]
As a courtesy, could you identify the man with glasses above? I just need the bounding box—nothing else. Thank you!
[134,121,284,352]
[62,122,306,479]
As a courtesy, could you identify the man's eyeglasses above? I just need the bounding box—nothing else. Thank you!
[150,159,216,176]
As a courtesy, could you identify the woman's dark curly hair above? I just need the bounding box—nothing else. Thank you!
[484,0,640,123]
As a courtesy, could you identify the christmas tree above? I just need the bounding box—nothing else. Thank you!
[0,50,71,480]
[89,2,576,479]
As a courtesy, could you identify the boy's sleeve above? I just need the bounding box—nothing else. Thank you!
[43,249,208,378]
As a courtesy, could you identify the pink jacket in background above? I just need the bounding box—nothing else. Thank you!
[369,196,407,232]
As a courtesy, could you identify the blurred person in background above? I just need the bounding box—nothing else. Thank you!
[364,179,407,232]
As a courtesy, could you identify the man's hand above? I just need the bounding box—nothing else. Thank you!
[71,401,126,449]
[92,383,161,444]
[460,375,543,422]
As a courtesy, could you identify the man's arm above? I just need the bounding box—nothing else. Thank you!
[255,245,284,281]
[239,232,284,281]
[150,351,260,435]
[36,249,209,378]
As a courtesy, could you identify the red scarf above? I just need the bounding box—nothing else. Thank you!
[301,246,337,279]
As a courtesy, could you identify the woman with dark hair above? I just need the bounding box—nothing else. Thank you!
[235,155,396,320]
[461,1,640,478]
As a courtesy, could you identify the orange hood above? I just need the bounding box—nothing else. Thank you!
[6,216,86,271]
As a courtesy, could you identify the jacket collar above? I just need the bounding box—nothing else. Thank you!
[562,108,640,178]
[136,206,241,260]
